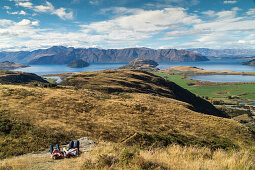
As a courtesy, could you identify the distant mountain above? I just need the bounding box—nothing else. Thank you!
[186,48,255,57]
[243,59,255,66]
[0,46,208,64]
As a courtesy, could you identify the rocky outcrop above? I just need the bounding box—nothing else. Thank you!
[119,58,159,72]
[67,59,89,68]
[0,61,29,70]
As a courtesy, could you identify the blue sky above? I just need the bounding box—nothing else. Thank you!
[0,0,255,51]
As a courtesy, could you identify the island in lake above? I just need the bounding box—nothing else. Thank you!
[0,61,29,70]
[67,59,90,68]
[119,58,159,72]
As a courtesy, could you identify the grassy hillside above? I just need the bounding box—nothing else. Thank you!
[0,69,254,160]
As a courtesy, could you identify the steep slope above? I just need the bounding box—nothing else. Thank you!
[0,69,254,159]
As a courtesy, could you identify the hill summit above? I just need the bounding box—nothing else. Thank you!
[61,69,226,117]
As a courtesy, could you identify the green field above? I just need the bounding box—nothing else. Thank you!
[44,78,57,83]
[153,72,255,102]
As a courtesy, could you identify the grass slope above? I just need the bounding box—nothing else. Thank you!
[0,69,254,160]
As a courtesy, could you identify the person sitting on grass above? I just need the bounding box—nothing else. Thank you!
[63,140,80,158]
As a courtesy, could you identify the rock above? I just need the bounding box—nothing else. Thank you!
[67,59,89,68]
[119,58,159,72]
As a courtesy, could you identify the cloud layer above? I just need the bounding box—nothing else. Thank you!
[1,0,255,51]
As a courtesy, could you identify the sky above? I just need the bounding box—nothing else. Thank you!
[0,0,255,51]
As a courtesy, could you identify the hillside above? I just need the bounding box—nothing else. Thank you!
[0,46,209,64]
[0,61,28,70]
[0,70,48,84]
[67,59,90,68]
[0,69,254,160]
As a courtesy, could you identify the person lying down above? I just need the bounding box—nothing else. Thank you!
[50,140,80,159]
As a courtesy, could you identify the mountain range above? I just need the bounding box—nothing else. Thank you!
[0,46,208,64]
[187,48,255,57]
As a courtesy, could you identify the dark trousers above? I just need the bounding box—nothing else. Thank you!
[69,140,80,152]
[50,144,60,154]
[50,140,79,154]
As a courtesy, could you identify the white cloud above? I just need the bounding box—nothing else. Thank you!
[89,0,100,5]
[16,2,33,8]
[19,10,27,15]
[34,1,54,13]
[7,11,19,15]
[16,19,39,26]
[3,6,11,10]
[7,10,27,15]
[223,1,238,4]
[1,6,255,51]
[9,0,31,1]
[34,1,73,20]
[53,8,74,20]
[202,10,216,17]
[101,7,143,15]
[16,19,32,26]
[247,9,255,16]
[0,19,14,27]
[81,7,201,42]
[14,1,73,20]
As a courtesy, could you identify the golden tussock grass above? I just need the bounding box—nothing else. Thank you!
[2,142,254,169]
[0,69,255,160]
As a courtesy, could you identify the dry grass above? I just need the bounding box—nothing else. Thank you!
[2,142,254,169]
[0,69,255,160]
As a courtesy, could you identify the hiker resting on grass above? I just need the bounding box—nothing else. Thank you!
[50,140,80,159]
[50,144,64,159]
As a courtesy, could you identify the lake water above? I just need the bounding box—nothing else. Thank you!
[12,58,255,82]
[188,75,255,83]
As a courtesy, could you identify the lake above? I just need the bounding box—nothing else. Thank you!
[12,58,255,82]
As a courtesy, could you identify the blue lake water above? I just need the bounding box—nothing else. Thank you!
[12,58,255,82]
[188,75,255,83]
